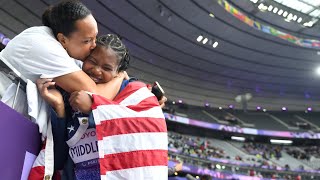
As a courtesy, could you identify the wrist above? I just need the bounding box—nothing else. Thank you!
[54,103,65,118]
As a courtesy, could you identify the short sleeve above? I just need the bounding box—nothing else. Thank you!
[25,39,81,79]
[0,27,81,82]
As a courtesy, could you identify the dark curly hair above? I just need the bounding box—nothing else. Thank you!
[96,34,130,72]
[42,0,91,38]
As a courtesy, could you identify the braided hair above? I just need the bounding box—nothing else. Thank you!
[96,34,130,72]
[42,0,91,38]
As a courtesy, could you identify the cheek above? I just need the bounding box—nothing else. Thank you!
[81,44,92,51]
[82,62,92,72]
[73,44,90,54]
[68,43,92,60]
[102,72,114,82]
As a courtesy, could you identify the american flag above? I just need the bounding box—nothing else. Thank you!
[92,81,168,179]
[28,81,168,180]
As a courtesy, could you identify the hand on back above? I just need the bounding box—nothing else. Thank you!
[36,78,65,117]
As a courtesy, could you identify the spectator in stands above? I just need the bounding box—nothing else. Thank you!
[284,164,290,171]
[249,168,255,176]
[299,165,304,170]
[168,132,225,160]
[243,142,282,160]
[168,162,183,176]
[235,155,242,161]
[296,175,301,180]
[303,146,319,159]
[286,148,310,161]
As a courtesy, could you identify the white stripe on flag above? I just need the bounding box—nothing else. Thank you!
[93,106,164,125]
[119,87,154,106]
[32,149,45,167]
[101,166,168,180]
[99,132,168,155]
[98,140,104,158]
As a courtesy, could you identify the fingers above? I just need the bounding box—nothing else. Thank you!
[159,96,167,108]
[69,91,86,108]
[36,78,53,86]
[69,90,92,113]
[69,91,80,110]
[36,78,55,94]
[159,96,167,104]
[43,82,56,89]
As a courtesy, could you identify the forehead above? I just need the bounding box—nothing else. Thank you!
[91,46,118,63]
[73,14,98,37]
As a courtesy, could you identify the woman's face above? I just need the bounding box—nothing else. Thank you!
[82,46,119,84]
[63,14,98,61]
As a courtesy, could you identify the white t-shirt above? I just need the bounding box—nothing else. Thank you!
[0,26,81,82]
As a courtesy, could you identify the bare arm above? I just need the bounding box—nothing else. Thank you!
[53,70,124,100]
[36,79,65,118]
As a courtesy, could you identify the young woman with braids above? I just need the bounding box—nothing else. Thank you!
[38,34,145,179]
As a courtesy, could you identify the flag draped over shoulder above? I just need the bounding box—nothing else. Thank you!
[92,81,168,180]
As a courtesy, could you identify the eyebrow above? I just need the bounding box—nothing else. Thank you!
[88,56,114,68]
[87,55,97,62]
[102,64,113,69]
[85,31,98,40]
[83,37,94,40]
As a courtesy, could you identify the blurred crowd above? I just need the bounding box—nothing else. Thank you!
[242,143,282,160]
[168,133,225,159]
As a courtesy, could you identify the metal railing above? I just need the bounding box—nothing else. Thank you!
[0,58,27,109]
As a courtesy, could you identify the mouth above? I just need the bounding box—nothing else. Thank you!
[89,76,102,83]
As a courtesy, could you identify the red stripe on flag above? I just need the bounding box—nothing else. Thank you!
[92,95,116,110]
[126,96,159,112]
[28,167,61,180]
[91,82,159,111]
[92,82,150,109]
[96,117,167,139]
[114,82,146,102]
[99,150,168,174]
[28,166,44,180]
[92,82,147,109]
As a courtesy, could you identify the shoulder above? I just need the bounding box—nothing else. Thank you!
[1,26,66,67]
[28,27,65,54]
[125,80,146,89]
[7,26,65,57]
[25,28,73,65]
[12,26,54,44]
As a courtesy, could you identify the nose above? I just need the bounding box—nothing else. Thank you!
[90,40,96,50]
[92,66,102,76]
